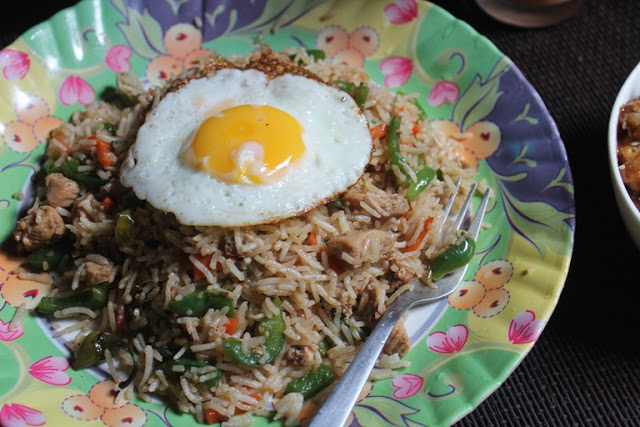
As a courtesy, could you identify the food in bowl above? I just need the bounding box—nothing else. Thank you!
[7,45,481,425]
[616,96,640,209]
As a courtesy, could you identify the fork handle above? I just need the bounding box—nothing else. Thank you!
[308,295,412,427]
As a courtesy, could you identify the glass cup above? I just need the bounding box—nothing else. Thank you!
[474,0,585,28]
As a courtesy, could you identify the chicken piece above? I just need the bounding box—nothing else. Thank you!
[388,259,419,287]
[286,345,315,366]
[84,260,115,286]
[356,279,388,321]
[618,143,640,164]
[327,230,395,267]
[73,194,98,219]
[222,232,237,256]
[619,97,640,141]
[45,173,80,208]
[342,181,409,218]
[13,205,66,252]
[621,155,640,193]
[383,321,410,357]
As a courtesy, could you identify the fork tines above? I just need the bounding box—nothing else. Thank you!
[443,180,490,241]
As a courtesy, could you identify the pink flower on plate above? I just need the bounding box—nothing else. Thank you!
[0,49,30,80]
[0,319,24,341]
[508,310,546,344]
[105,45,132,73]
[59,75,95,106]
[146,23,213,87]
[0,403,45,427]
[391,373,424,398]
[427,324,468,354]
[29,356,72,386]
[380,56,413,88]
[429,81,460,107]
[383,0,418,24]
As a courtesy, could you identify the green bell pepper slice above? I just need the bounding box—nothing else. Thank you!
[222,297,285,367]
[168,289,235,318]
[27,240,72,271]
[387,115,436,201]
[285,363,336,400]
[157,357,222,387]
[73,331,139,389]
[430,236,476,281]
[38,283,110,316]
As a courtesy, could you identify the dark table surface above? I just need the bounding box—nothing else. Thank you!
[3,1,639,426]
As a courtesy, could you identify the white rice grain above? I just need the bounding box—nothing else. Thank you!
[52,319,91,338]
[273,392,303,426]
[191,342,217,352]
[55,307,97,318]
[16,270,53,284]
[139,345,154,386]
[9,303,28,330]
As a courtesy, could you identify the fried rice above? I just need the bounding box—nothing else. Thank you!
[10,45,479,426]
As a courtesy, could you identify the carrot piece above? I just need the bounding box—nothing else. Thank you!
[101,196,115,212]
[404,217,434,252]
[54,137,72,155]
[115,310,126,330]
[402,204,413,220]
[204,409,224,424]
[317,248,346,275]
[114,290,127,329]
[328,253,346,274]
[193,253,213,281]
[232,392,263,415]
[370,123,388,140]
[412,122,420,135]
[307,233,318,246]
[224,317,239,335]
[89,135,115,167]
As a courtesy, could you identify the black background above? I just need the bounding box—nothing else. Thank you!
[2,0,639,425]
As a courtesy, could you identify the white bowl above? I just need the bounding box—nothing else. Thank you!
[608,61,640,249]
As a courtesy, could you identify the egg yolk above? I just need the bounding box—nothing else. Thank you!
[185,105,305,184]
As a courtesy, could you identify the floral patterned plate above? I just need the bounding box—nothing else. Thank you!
[0,1,575,426]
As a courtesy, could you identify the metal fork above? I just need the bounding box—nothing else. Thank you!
[308,182,491,427]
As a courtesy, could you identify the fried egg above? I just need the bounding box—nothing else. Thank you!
[120,68,373,226]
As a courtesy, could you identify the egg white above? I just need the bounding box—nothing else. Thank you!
[120,68,373,226]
